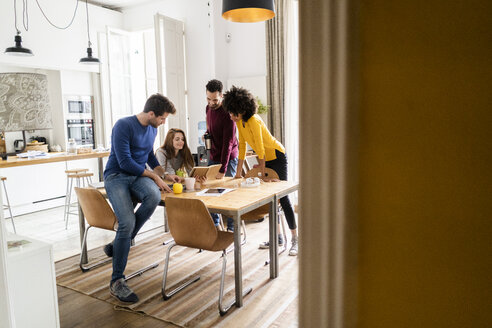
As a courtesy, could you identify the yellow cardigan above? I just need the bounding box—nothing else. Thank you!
[237,114,285,161]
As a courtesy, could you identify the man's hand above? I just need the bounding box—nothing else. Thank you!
[157,178,172,192]
[234,172,243,179]
[215,172,225,179]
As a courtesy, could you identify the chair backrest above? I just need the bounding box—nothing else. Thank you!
[241,168,280,220]
[74,187,117,231]
[165,197,218,249]
[245,167,279,180]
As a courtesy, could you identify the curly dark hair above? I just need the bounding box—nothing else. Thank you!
[206,79,223,93]
[143,94,176,116]
[222,86,257,122]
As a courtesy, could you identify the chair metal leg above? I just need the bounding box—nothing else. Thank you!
[79,226,113,272]
[65,178,74,229]
[218,250,252,316]
[79,226,158,275]
[2,180,16,234]
[63,176,70,221]
[264,210,288,265]
[162,242,201,300]
[125,262,160,281]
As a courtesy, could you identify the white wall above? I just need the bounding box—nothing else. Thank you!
[0,0,122,72]
[122,0,267,152]
[122,0,215,152]
[212,1,267,83]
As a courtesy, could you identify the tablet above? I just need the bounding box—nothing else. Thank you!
[190,164,222,179]
[205,188,227,194]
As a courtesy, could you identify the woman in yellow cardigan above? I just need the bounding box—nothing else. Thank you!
[222,86,298,256]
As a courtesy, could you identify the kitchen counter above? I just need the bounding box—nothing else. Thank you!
[0,151,110,169]
[0,151,110,217]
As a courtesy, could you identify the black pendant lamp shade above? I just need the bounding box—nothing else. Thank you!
[222,0,275,23]
[79,0,100,65]
[4,33,33,56]
[79,47,100,64]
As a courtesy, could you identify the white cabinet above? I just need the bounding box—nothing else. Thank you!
[7,235,60,328]
[1,157,101,217]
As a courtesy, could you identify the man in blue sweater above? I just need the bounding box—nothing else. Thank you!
[103,94,177,303]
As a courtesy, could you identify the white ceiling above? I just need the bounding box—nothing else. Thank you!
[87,0,154,11]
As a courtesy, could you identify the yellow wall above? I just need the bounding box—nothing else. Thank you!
[358,1,492,326]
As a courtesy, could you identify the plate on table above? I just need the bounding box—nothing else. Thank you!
[27,142,45,145]
[241,181,261,188]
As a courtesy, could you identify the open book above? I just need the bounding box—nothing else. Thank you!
[189,164,222,180]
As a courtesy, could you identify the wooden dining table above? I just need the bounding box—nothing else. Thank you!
[162,178,299,308]
[78,177,298,308]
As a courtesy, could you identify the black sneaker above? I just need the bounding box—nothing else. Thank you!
[103,242,113,257]
[110,278,139,303]
[259,234,284,249]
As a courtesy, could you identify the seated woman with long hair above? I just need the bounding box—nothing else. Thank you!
[156,128,195,183]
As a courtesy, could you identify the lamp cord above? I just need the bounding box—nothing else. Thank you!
[34,0,79,30]
[85,0,91,47]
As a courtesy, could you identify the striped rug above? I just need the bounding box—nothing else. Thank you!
[56,220,299,328]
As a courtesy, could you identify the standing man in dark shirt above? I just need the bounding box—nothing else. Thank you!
[205,79,238,231]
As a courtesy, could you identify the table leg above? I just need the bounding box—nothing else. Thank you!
[97,157,104,182]
[78,203,88,264]
[269,196,279,278]
[233,213,243,307]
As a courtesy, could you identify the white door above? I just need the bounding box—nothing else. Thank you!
[154,14,188,145]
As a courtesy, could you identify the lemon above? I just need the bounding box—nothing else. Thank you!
[173,183,183,194]
[31,140,38,143]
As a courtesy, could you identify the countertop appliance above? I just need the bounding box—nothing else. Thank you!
[14,139,25,152]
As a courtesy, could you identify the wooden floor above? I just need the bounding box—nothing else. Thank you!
[57,285,179,328]
[8,205,299,328]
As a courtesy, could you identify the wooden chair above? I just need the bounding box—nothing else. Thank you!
[162,197,252,316]
[240,168,288,253]
[75,187,159,277]
[65,170,93,229]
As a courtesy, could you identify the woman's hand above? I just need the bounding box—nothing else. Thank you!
[166,174,181,183]
[234,172,243,179]
[196,176,207,183]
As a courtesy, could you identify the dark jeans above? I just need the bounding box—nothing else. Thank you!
[208,157,238,231]
[266,150,297,230]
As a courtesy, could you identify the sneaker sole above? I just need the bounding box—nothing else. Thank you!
[110,291,139,304]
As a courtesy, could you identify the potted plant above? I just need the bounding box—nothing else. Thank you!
[256,97,269,123]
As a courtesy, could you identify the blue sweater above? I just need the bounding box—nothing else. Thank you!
[104,115,160,179]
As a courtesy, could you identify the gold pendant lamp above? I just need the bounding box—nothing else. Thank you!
[222,0,276,23]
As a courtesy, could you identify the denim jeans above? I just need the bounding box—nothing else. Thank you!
[208,157,238,231]
[105,172,161,282]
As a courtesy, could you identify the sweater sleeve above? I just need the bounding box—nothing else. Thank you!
[147,151,160,169]
[250,118,266,159]
[113,120,145,176]
[155,148,175,175]
[238,123,247,160]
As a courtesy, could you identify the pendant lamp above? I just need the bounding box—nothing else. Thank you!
[222,0,275,23]
[4,32,33,56]
[79,0,100,64]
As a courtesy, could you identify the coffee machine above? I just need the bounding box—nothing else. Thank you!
[196,146,209,166]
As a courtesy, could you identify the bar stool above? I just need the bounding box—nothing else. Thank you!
[1,176,16,234]
[64,170,93,229]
